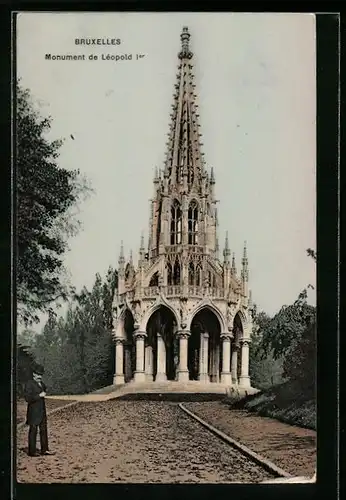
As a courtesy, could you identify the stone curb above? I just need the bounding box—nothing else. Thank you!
[17,401,81,430]
[179,403,292,479]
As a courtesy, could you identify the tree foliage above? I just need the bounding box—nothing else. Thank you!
[17,82,92,325]
[32,267,118,395]
[16,343,36,397]
[249,309,286,389]
[249,249,316,388]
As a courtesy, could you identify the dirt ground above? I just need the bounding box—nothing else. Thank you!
[16,400,275,484]
[185,402,316,477]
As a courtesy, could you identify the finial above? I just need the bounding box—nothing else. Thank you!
[210,166,215,184]
[118,240,125,267]
[215,237,219,256]
[223,231,230,262]
[179,26,193,59]
[129,249,133,265]
[242,240,248,265]
[248,289,253,307]
[225,231,230,250]
[154,166,159,184]
[140,232,145,251]
[231,252,237,275]
[241,241,249,282]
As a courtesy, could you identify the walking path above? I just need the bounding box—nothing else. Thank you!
[185,401,316,478]
[17,400,275,483]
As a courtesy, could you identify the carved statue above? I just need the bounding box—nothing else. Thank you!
[133,301,142,325]
[180,298,188,328]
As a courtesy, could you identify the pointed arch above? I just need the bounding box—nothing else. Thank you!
[170,199,182,245]
[139,300,180,332]
[196,262,202,286]
[149,272,159,287]
[187,300,227,333]
[188,200,199,245]
[233,309,249,338]
[188,260,195,285]
[167,262,173,285]
[173,256,181,285]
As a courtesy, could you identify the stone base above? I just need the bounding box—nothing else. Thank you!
[220,372,232,385]
[145,373,154,382]
[198,373,210,383]
[113,374,125,385]
[177,370,189,382]
[133,371,146,383]
[155,372,167,382]
[238,375,251,388]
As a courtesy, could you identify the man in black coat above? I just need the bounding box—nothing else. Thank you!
[24,364,55,457]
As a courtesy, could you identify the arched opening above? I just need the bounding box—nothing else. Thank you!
[146,306,178,381]
[149,271,159,287]
[188,259,202,287]
[189,308,221,382]
[173,257,181,285]
[167,262,173,285]
[188,261,195,286]
[170,200,182,245]
[188,200,199,245]
[232,312,244,383]
[124,309,135,382]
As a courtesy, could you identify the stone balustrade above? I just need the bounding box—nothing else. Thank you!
[140,285,225,299]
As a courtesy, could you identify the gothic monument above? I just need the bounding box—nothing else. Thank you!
[112,27,253,388]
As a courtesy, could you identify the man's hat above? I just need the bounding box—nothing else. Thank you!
[33,363,44,375]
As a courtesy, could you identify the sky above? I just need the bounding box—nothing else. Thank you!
[17,12,316,319]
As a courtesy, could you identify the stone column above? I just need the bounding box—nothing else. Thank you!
[145,345,154,382]
[176,331,190,382]
[220,333,232,385]
[199,332,209,383]
[239,339,251,388]
[231,342,239,385]
[133,331,147,383]
[155,333,167,382]
[113,338,125,385]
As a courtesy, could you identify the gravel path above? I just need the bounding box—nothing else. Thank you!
[185,402,316,477]
[17,401,275,483]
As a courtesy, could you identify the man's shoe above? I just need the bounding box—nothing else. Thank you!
[41,450,55,456]
[28,452,41,457]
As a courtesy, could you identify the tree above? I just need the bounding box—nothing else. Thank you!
[16,343,36,397]
[33,268,118,395]
[259,249,316,383]
[249,308,285,389]
[16,82,92,325]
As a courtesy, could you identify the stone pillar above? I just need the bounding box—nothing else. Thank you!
[220,333,232,385]
[239,339,251,388]
[199,332,209,383]
[176,331,190,382]
[133,331,147,383]
[113,338,125,385]
[145,345,154,382]
[155,333,167,382]
[231,342,239,385]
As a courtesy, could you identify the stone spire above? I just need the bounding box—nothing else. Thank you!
[118,241,125,276]
[241,241,249,296]
[163,26,206,193]
[231,252,237,275]
[118,240,125,294]
[139,232,145,267]
[241,241,249,281]
[223,231,231,266]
